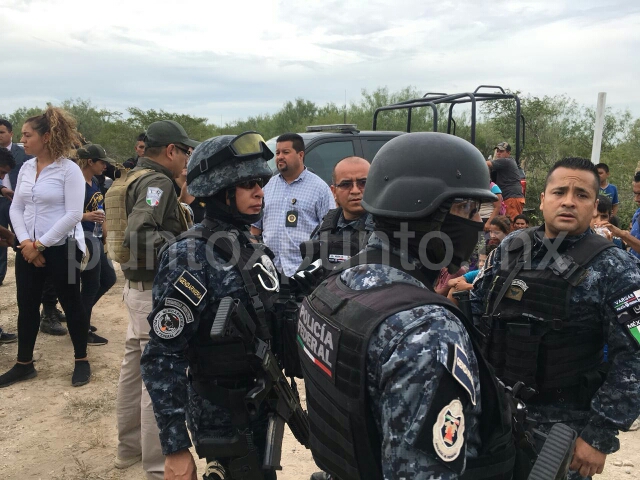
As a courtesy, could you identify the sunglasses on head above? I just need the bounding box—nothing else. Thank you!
[236,178,265,189]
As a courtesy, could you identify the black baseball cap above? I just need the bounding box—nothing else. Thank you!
[76,144,115,164]
[145,120,199,149]
[495,142,511,152]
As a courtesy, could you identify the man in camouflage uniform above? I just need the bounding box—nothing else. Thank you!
[302,133,516,480]
[105,120,198,479]
[472,157,640,479]
[141,133,284,480]
[305,156,374,267]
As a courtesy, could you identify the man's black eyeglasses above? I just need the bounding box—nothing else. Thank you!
[334,179,366,191]
[236,178,265,189]
[173,145,191,157]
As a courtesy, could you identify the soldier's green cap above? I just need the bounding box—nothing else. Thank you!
[76,144,115,164]
[145,120,200,149]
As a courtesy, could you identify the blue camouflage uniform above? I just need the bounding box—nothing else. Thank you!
[140,222,274,467]
[471,228,640,458]
[339,234,482,479]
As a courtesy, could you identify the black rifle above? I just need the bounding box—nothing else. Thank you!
[212,297,310,471]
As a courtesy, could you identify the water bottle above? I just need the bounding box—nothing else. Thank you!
[93,205,104,238]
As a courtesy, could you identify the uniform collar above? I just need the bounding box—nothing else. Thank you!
[530,224,591,254]
[136,157,174,179]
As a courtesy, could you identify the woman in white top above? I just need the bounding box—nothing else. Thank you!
[0,106,91,388]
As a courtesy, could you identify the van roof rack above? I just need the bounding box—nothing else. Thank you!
[305,124,360,133]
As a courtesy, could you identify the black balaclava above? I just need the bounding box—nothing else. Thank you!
[205,188,263,228]
[374,205,483,277]
[439,214,484,273]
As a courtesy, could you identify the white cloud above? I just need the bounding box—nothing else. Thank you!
[1,0,639,124]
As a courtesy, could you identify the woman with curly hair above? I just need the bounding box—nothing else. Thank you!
[0,106,91,388]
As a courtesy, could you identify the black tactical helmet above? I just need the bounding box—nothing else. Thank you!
[362,132,497,219]
[187,132,273,198]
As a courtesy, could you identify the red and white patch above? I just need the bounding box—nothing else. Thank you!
[432,399,465,462]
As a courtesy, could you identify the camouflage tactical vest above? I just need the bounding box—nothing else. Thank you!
[104,168,153,264]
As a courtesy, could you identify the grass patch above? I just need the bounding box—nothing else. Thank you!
[65,391,116,421]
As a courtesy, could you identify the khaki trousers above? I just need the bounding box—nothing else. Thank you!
[116,281,164,479]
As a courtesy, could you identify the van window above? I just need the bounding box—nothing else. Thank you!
[362,139,389,160]
[304,141,355,184]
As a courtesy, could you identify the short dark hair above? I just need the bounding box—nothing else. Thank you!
[276,133,305,154]
[0,119,12,132]
[595,163,609,173]
[597,195,612,215]
[545,157,599,195]
[513,214,530,224]
[0,148,16,169]
[136,132,146,142]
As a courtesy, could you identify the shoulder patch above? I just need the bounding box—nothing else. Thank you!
[611,289,640,348]
[611,288,640,313]
[174,270,207,306]
[433,399,465,462]
[146,187,163,207]
[165,297,194,323]
[450,345,476,405]
[152,306,186,339]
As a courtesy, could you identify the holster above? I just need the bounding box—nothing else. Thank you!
[197,430,265,480]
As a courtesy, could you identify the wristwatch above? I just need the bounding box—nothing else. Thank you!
[35,240,46,252]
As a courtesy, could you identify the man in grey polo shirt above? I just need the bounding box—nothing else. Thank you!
[251,133,334,276]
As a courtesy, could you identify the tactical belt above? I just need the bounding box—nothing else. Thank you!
[125,279,154,291]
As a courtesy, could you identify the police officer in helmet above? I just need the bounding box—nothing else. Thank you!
[141,132,284,480]
[301,132,516,480]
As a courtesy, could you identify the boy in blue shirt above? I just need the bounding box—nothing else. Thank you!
[596,163,620,216]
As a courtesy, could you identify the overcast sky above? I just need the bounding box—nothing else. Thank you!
[2,0,639,125]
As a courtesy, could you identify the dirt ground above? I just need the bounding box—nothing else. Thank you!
[0,252,638,479]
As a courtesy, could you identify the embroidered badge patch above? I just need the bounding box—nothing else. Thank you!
[146,187,163,207]
[616,310,640,347]
[505,279,528,301]
[433,399,465,462]
[612,289,640,347]
[153,306,186,339]
[451,345,476,406]
[165,297,194,323]
[612,289,640,313]
[173,270,207,306]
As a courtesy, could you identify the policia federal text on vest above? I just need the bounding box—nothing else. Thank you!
[299,249,517,480]
[479,227,614,408]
